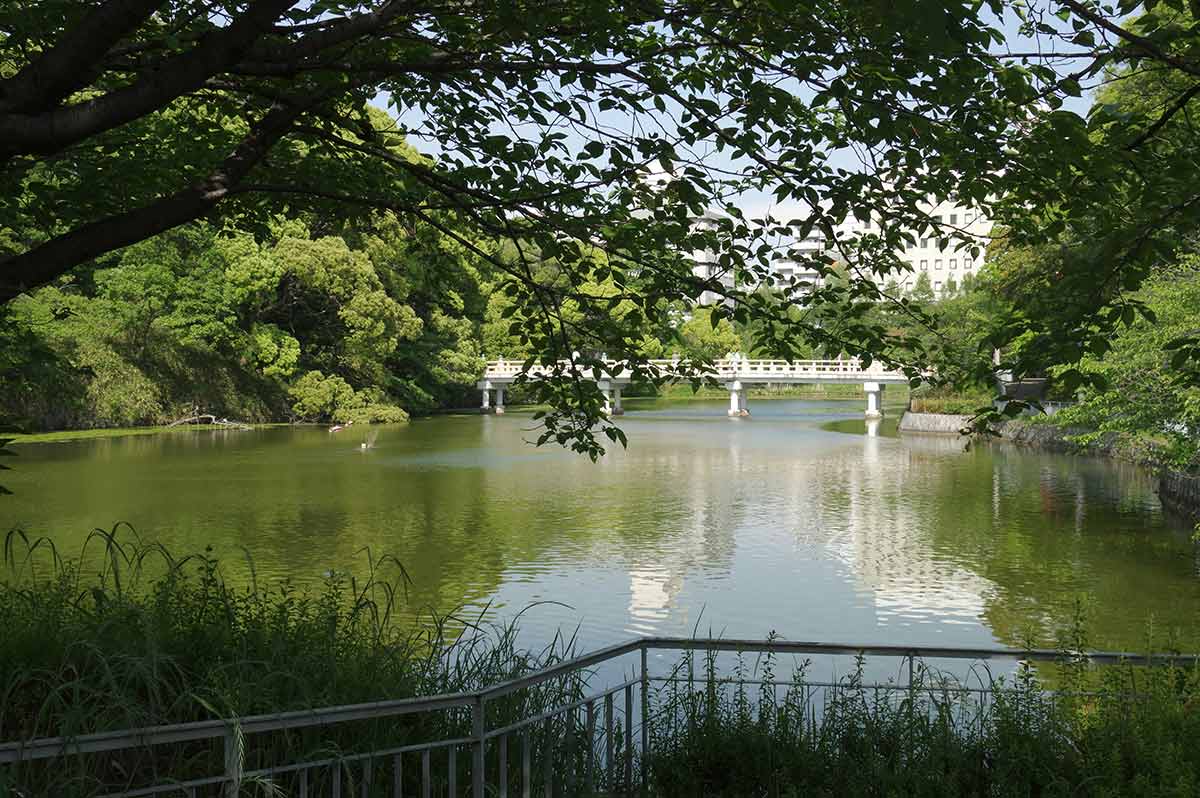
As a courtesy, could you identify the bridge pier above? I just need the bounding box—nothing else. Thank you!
[726,381,749,417]
[477,380,502,414]
[600,382,624,415]
[864,382,884,419]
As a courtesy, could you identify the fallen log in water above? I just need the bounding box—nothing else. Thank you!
[167,414,252,429]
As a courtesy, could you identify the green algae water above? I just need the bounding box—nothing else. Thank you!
[4,398,1198,653]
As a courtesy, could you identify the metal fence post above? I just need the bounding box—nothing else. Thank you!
[223,725,242,798]
[472,694,486,798]
[907,652,916,733]
[640,645,649,796]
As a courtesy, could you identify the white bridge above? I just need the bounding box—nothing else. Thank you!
[478,357,911,418]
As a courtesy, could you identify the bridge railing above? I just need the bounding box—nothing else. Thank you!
[482,358,909,381]
[3,637,1194,797]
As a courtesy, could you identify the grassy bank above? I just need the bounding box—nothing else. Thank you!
[907,386,995,415]
[3,532,1199,796]
[4,423,296,445]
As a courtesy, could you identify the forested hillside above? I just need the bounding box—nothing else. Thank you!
[0,201,502,428]
[0,188,748,431]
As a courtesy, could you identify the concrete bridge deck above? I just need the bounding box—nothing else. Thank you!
[478,357,910,418]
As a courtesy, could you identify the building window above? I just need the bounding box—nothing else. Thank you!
[950,259,957,269]
[934,281,943,291]
[966,213,975,224]
[964,258,973,270]
[949,214,958,225]
[932,215,941,223]
[920,260,928,270]
[935,259,943,270]
[920,238,929,248]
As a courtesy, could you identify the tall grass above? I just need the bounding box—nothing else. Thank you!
[0,526,585,796]
[645,643,1200,797]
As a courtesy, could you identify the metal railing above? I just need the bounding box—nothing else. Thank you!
[482,358,910,383]
[3,637,1196,797]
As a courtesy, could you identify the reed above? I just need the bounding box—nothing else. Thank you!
[644,642,1200,797]
[0,526,585,796]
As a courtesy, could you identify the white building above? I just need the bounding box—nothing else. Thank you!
[690,199,992,304]
[690,210,826,306]
[836,199,993,298]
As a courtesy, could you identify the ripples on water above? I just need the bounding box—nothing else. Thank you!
[4,399,1199,654]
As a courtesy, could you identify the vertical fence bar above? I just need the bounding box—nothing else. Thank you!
[449,746,457,797]
[363,757,373,798]
[393,754,402,798]
[332,761,342,798]
[472,695,486,798]
[565,709,575,796]
[640,646,649,795]
[223,727,242,798]
[298,767,309,798]
[604,692,614,789]
[624,685,633,796]
[907,653,916,732]
[522,730,531,798]
[499,733,509,798]
[586,700,596,794]
[422,750,431,798]
[543,717,553,798]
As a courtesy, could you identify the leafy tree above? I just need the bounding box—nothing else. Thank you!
[678,308,742,362]
[911,273,935,304]
[1050,254,1200,467]
[0,217,455,429]
[7,1,1200,453]
[992,3,1200,385]
[0,0,1068,455]
[287,370,408,424]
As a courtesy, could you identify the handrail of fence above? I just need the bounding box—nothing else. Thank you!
[3,637,1198,797]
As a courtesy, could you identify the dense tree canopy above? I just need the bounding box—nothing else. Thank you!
[4,1,1200,452]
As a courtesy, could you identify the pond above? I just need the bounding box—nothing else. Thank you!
[4,398,1198,654]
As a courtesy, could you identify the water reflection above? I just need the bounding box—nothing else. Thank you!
[4,399,1198,654]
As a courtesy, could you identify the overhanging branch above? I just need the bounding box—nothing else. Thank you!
[0,0,166,115]
[0,99,312,302]
[0,0,296,158]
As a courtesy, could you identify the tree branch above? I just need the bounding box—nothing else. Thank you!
[1124,82,1200,151]
[0,0,167,114]
[0,0,296,158]
[0,99,311,302]
[1059,0,1200,78]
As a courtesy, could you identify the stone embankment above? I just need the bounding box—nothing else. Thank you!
[1159,471,1200,523]
[897,412,973,435]
[898,412,1200,521]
